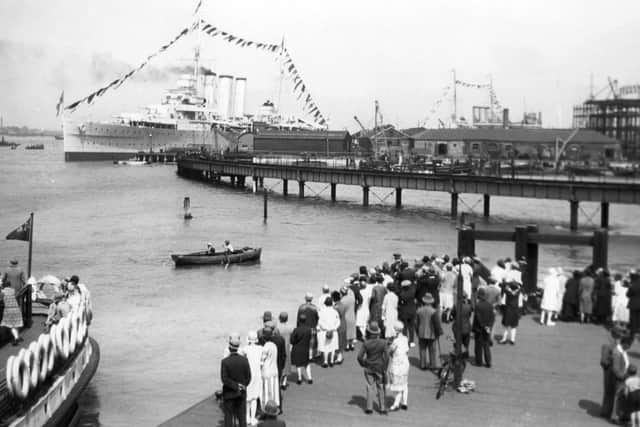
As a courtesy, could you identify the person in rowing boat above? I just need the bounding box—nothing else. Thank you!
[207,242,216,255]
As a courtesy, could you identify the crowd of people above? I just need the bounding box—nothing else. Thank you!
[0,258,92,346]
[218,252,640,426]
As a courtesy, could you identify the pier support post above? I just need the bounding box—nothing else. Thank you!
[263,189,268,222]
[450,192,459,218]
[283,179,288,197]
[570,200,579,231]
[238,176,246,188]
[525,225,539,294]
[395,188,402,209]
[483,194,490,217]
[259,177,264,188]
[252,177,258,193]
[592,229,608,270]
[362,186,369,207]
[230,175,236,187]
[298,181,305,198]
[330,183,337,202]
[601,202,610,229]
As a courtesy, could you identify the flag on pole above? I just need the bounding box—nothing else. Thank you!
[6,216,31,241]
[55,91,64,117]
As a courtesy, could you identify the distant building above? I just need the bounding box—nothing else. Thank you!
[411,127,621,161]
[352,125,412,160]
[238,129,352,154]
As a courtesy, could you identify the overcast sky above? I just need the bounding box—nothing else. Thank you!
[1,0,639,131]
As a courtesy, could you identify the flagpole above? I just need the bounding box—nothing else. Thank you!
[27,212,33,278]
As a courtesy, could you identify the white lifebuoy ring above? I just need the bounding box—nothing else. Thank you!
[44,332,55,373]
[77,309,86,344]
[36,334,50,382]
[6,355,16,397]
[11,349,30,400]
[49,324,59,359]
[26,342,39,390]
[68,313,78,354]
[55,318,70,359]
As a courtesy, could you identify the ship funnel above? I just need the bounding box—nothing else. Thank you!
[204,74,216,109]
[216,75,234,119]
[233,77,247,118]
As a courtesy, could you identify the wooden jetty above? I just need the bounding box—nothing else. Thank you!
[160,315,624,427]
[176,157,640,230]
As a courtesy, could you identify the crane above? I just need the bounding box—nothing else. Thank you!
[353,115,367,134]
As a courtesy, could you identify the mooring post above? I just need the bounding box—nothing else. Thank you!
[395,187,402,209]
[283,179,288,197]
[259,177,264,188]
[450,192,459,218]
[601,202,610,229]
[263,189,268,222]
[570,200,579,231]
[525,224,539,293]
[483,194,490,217]
[183,197,192,220]
[330,183,337,202]
[230,175,236,187]
[298,181,305,198]
[362,186,370,207]
[592,228,608,270]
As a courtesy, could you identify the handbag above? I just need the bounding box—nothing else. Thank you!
[326,330,333,339]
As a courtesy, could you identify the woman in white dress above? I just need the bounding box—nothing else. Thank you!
[388,321,410,410]
[260,329,280,406]
[356,280,373,340]
[612,273,630,325]
[382,283,399,339]
[540,268,561,326]
[317,298,340,368]
[242,331,263,426]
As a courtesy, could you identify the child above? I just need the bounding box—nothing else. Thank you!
[625,364,640,426]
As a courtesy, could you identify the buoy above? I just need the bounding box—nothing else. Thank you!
[6,355,16,397]
[11,349,30,400]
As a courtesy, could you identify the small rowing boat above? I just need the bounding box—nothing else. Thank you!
[171,247,262,266]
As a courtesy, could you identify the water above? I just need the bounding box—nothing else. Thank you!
[0,136,639,426]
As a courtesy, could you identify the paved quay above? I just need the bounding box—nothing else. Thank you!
[161,314,626,427]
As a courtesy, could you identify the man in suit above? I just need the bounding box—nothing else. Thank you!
[416,293,443,370]
[627,270,640,337]
[357,321,389,414]
[451,292,473,359]
[220,332,251,427]
[611,335,633,423]
[297,292,319,358]
[472,288,495,368]
[601,327,624,419]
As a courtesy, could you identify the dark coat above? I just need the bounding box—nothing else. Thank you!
[451,301,472,335]
[290,325,312,367]
[397,283,417,320]
[357,337,389,374]
[348,283,363,311]
[220,352,251,400]
[502,286,521,327]
[594,276,612,319]
[472,300,495,335]
[2,266,25,293]
[416,304,442,339]
[563,278,580,305]
[258,417,286,427]
[269,334,287,374]
[627,278,640,311]
[369,284,387,324]
[296,303,319,328]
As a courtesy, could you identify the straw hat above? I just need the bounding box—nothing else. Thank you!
[263,400,279,416]
[422,293,435,305]
[247,330,258,344]
[393,321,404,333]
[366,321,381,336]
[228,332,241,351]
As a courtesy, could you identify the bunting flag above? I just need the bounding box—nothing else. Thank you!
[6,216,31,241]
[198,20,327,126]
[64,25,194,113]
[193,0,203,16]
[455,79,490,89]
[55,91,64,117]
[420,85,451,127]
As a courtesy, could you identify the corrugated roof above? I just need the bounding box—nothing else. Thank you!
[254,129,350,140]
[402,127,427,136]
[412,128,620,144]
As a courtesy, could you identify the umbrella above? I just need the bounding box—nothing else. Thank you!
[38,275,61,286]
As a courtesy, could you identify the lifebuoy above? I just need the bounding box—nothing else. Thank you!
[26,342,39,390]
[6,355,16,397]
[49,324,59,359]
[68,313,78,354]
[55,317,70,359]
[36,334,50,382]
[44,332,55,373]
[77,309,86,344]
[11,349,30,400]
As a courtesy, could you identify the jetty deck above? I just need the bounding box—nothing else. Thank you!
[161,314,622,427]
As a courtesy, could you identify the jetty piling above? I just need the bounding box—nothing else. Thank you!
[176,158,640,229]
[263,189,268,222]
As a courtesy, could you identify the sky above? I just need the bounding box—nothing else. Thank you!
[1,0,639,131]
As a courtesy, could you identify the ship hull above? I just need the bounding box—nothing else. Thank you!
[63,121,234,161]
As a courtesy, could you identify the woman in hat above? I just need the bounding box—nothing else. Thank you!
[340,286,357,351]
[332,291,347,364]
[387,321,410,411]
[579,269,596,324]
[317,298,340,368]
[382,282,399,339]
[612,273,630,326]
[499,281,522,345]
[1,280,23,345]
[257,399,286,427]
[397,279,417,347]
[243,331,263,426]
[355,278,373,341]
[289,313,313,385]
[260,328,280,407]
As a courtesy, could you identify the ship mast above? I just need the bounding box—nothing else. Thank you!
[276,36,285,114]
[193,7,202,95]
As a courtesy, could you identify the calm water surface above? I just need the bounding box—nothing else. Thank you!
[0,137,639,426]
